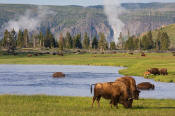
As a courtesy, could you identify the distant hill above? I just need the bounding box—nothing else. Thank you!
[151,24,175,48]
[0,3,175,42]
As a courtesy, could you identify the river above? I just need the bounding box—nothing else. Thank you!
[0,64,175,99]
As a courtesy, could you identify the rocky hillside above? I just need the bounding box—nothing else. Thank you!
[0,3,175,41]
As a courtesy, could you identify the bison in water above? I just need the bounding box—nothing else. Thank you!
[137,82,155,90]
[115,76,140,108]
[160,68,168,75]
[91,81,132,108]
[147,68,160,75]
[52,72,65,78]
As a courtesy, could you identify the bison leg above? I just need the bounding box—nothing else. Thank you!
[92,96,96,108]
[111,97,117,108]
[97,96,101,108]
[114,98,119,109]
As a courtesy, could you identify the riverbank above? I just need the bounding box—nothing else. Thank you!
[0,53,174,83]
[0,95,175,116]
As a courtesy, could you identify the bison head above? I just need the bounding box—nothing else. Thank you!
[122,99,133,108]
[134,90,140,100]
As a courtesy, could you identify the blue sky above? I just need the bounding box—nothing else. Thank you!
[0,0,175,6]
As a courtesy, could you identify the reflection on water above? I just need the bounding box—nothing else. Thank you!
[0,64,175,99]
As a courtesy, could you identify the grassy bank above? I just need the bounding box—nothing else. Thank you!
[0,95,175,116]
[0,53,175,82]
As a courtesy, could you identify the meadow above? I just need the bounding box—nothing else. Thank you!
[0,52,174,83]
[0,95,175,116]
[0,52,175,115]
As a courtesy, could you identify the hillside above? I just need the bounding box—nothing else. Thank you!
[0,3,175,42]
[151,24,175,48]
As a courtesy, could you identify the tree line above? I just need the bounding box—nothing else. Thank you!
[124,30,170,50]
[0,28,171,52]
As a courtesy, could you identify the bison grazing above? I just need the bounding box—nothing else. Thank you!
[116,76,140,100]
[115,76,140,108]
[91,81,132,108]
[160,68,168,75]
[137,82,155,90]
[147,68,160,75]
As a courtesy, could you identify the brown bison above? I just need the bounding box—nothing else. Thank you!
[115,76,140,108]
[137,82,155,90]
[52,72,65,78]
[141,52,146,57]
[116,76,140,100]
[91,81,132,108]
[160,68,168,75]
[27,54,32,57]
[147,68,160,75]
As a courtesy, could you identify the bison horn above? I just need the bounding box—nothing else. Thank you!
[128,98,133,100]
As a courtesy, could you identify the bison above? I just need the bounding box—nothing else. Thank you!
[116,76,140,100]
[160,68,168,75]
[52,72,65,78]
[115,76,140,108]
[141,52,146,57]
[137,82,155,90]
[147,68,160,75]
[91,81,132,108]
[27,54,32,57]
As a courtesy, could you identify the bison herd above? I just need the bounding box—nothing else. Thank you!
[144,68,168,77]
[91,76,155,109]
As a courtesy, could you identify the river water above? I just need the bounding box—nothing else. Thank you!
[0,64,175,99]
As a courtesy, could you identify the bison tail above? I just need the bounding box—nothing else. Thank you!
[90,84,95,94]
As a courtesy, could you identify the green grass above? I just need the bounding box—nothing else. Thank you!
[0,53,175,83]
[0,95,175,116]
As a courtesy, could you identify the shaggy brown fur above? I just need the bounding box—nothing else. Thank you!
[115,76,140,108]
[91,81,132,108]
[116,76,140,100]
[137,82,155,90]
[160,68,168,75]
[52,72,65,78]
[147,68,160,75]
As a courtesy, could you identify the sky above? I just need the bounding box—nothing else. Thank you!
[0,0,175,6]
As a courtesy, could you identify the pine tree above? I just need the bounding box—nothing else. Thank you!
[160,32,170,50]
[83,32,90,49]
[23,29,29,48]
[155,31,170,50]
[125,36,134,50]
[65,32,72,49]
[155,31,161,50]
[92,36,98,49]
[74,34,82,49]
[9,29,17,52]
[59,33,64,50]
[38,31,44,47]
[98,32,107,52]
[44,29,56,48]
[110,42,116,50]
[17,30,24,48]
[117,32,124,49]
[2,29,9,48]
[141,31,154,50]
